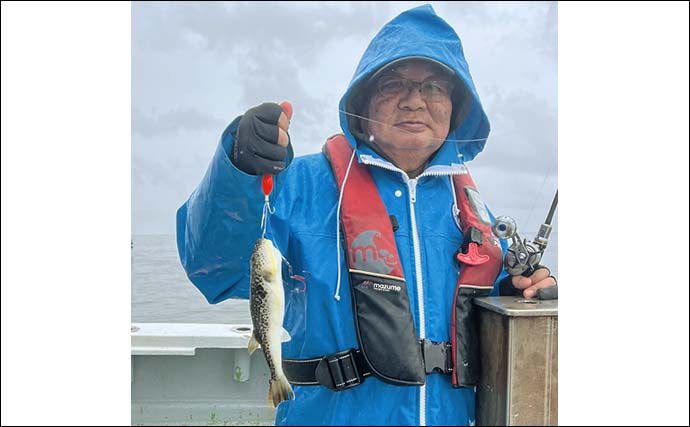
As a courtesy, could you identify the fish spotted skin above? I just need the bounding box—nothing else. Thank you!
[249,238,294,407]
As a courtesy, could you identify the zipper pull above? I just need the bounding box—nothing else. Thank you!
[408,179,418,203]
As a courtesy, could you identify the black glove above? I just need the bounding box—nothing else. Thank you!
[498,274,523,297]
[498,264,558,300]
[231,102,289,175]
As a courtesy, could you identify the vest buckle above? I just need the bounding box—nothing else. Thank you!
[314,349,363,391]
[422,339,453,375]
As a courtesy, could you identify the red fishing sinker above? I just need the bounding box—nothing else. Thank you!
[262,174,274,196]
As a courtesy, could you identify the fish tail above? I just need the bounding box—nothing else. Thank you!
[268,376,294,408]
[248,334,260,355]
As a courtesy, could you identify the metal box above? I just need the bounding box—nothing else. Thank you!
[474,297,558,426]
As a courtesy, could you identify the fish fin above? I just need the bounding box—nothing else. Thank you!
[268,376,294,408]
[248,334,260,355]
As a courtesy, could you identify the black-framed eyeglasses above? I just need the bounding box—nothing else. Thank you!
[375,77,455,102]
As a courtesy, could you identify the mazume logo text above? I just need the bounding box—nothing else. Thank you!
[373,282,401,293]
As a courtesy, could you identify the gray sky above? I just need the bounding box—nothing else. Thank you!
[132,1,558,269]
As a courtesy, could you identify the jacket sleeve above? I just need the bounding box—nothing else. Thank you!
[175,116,294,303]
[491,245,510,296]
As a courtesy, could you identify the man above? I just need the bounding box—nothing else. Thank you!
[177,4,555,426]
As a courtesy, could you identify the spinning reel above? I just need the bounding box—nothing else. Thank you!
[492,190,558,278]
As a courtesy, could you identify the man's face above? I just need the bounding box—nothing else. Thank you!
[363,60,454,162]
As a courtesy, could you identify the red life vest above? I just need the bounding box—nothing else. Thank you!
[324,134,503,387]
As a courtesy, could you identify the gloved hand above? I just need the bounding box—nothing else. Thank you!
[499,265,556,298]
[231,101,293,175]
[499,265,557,299]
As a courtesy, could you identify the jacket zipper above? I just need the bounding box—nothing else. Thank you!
[359,155,467,427]
[406,177,426,426]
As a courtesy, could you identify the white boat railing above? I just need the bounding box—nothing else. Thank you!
[131,323,290,426]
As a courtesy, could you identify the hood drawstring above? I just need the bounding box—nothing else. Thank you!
[334,149,357,301]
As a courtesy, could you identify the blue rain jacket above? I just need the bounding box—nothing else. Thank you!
[177,5,508,426]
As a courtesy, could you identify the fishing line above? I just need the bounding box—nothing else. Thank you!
[523,146,557,232]
[338,109,489,144]
[260,199,275,239]
[340,107,557,240]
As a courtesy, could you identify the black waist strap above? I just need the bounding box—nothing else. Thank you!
[282,339,453,391]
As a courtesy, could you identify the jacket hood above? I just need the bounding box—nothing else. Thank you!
[338,4,490,165]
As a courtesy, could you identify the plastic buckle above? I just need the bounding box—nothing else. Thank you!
[422,339,453,375]
[315,349,363,391]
